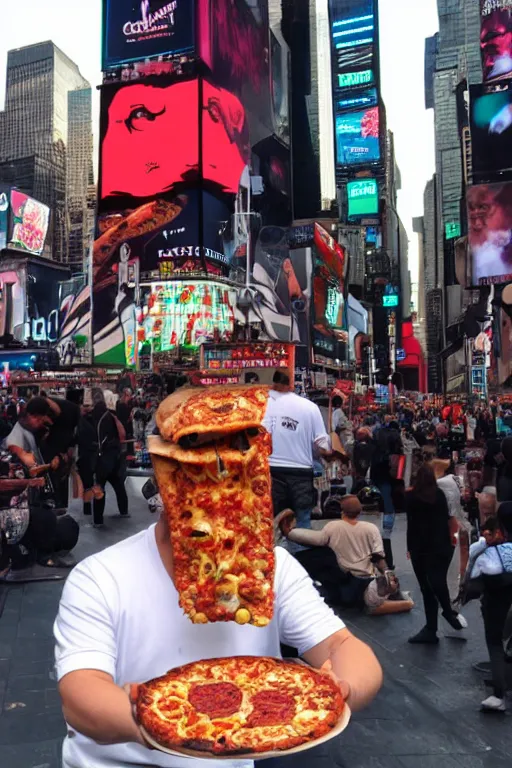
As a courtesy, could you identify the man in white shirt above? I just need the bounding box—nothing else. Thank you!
[54,512,383,768]
[263,371,332,549]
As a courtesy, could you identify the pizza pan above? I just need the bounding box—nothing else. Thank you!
[139,703,351,761]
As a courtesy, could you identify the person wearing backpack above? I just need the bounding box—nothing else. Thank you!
[78,389,129,527]
[370,419,403,569]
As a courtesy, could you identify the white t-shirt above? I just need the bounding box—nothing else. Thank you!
[263,390,331,469]
[54,525,344,768]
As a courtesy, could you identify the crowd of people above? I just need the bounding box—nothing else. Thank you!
[266,375,512,713]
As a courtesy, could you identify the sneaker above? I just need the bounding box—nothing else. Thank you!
[442,611,468,630]
[481,695,506,713]
[408,627,439,645]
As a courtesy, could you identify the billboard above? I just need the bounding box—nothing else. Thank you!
[102,0,195,69]
[139,280,236,353]
[335,106,380,166]
[470,81,512,178]
[347,178,379,218]
[480,1,512,83]
[467,182,512,285]
[199,0,273,141]
[9,190,50,256]
[0,190,8,251]
[329,0,377,88]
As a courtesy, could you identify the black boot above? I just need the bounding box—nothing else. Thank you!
[383,538,395,570]
[408,626,439,644]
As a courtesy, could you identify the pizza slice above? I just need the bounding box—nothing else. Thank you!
[149,385,274,627]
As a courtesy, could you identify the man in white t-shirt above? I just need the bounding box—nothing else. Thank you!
[54,511,382,768]
[263,371,332,550]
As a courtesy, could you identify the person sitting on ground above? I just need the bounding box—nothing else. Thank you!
[276,496,414,616]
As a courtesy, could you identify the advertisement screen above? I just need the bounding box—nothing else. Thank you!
[480,1,512,83]
[8,190,50,256]
[140,280,236,352]
[102,0,195,69]
[329,0,376,80]
[467,182,512,285]
[336,107,380,166]
[470,82,512,177]
[347,178,379,218]
[0,189,8,251]
[336,86,377,111]
[200,0,272,141]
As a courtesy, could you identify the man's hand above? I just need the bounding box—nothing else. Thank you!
[124,684,154,749]
[274,508,296,538]
[50,456,61,471]
[320,659,351,703]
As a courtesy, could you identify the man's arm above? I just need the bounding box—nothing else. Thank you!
[59,670,143,746]
[303,628,383,712]
[288,526,330,548]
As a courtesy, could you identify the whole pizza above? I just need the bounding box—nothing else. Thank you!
[137,657,344,755]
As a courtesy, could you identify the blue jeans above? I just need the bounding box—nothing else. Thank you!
[376,481,395,540]
[271,468,316,554]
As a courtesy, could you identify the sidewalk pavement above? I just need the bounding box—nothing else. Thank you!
[0,490,510,768]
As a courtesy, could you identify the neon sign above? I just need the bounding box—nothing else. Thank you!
[337,70,374,88]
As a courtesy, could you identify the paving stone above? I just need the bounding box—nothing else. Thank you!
[0,708,66,745]
[16,617,57,640]
[9,657,54,677]
[6,672,55,695]
[12,638,54,662]
[0,737,60,767]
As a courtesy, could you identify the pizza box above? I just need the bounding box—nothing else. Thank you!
[139,703,351,761]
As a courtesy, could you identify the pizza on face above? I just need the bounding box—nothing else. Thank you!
[156,385,269,444]
[149,386,274,626]
[137,657,344,755]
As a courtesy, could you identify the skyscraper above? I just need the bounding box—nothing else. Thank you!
[66,87,94,268]
[0,41,93,263]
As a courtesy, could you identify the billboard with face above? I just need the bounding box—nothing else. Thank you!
[0,190,8,251]
[480,1,512,83]
[467,182,512,286]
[102,0,195,69]
[470,81,512,178]
[199,0,273,141]
[8,190,50,256]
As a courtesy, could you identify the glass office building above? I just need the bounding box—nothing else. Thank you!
[0,42,93,263]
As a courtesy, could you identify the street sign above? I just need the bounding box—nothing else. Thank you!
[383,295,399,308]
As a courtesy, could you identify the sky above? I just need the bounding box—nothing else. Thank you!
[0,0,439,291]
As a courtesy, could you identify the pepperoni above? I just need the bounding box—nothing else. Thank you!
[251,478,268,497]
[188,682,243,719]
[247,690,295,727]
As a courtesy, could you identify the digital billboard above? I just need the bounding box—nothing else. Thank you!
[0,190,8,251]
[470,81,512,178]
[199,0,272,142]
[347,178,379,218]
[9,190,50,256]
[467,182,512,286]
[336,86,377,112]
[102,0,195,69]
[336,106,380,166]
[329,0,377,85]
[480,1,512,83]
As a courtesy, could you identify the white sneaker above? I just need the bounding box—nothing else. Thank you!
[455,613,468,629]
[481,695,506,712]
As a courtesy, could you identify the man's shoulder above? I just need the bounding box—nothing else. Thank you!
[70,527,152,583]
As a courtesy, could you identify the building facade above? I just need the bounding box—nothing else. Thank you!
[0,41,93,264]
[66,87,94,269]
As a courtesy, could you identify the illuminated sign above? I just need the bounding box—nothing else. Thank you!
[337,70,374,88]
[336,107,380,167]
[325,286,342,327]
[480,1,512,83]
[445,222,461,240]
[396,348,407,362]
[203,343,291,371]
[347,178,379,218]
[337,87,377,111]
[383,295,399,308]
[9,190,50,256]
[102,0,195,69]
[143,281,236,352]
